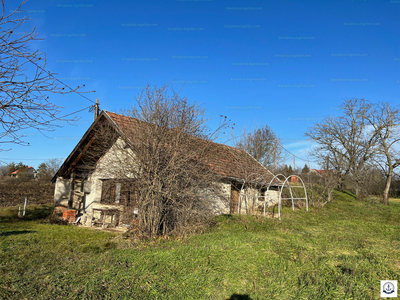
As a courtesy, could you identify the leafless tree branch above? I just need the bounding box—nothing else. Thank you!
[0,0,94,150]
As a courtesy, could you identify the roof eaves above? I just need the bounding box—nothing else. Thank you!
[51,111,119,183]
[241,149,283,184]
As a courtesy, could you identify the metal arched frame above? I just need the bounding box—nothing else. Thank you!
[278,175,308,221]
[235,173,308,220]
[264,174,287,216]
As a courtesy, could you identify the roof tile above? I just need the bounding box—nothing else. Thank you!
[106,111,280,185]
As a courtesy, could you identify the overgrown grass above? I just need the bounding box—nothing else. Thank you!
[0,204,54,222]
[1,191,400,299]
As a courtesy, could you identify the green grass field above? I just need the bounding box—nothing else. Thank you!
[1,191,399,299]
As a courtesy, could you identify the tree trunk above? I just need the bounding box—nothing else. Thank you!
[355,186,360,200]
[382,170,393,205]
[323,189,333,206]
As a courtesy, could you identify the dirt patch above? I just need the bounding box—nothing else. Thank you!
[0,181,54,207]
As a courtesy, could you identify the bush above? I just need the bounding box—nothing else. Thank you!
[42,213,69,225]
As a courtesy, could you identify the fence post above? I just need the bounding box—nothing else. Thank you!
[23,196,28,217]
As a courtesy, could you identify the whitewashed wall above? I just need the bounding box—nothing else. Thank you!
[237,187,280,214]
[84,138,135,212]
[53,137,135,224]
[54,177,70,206]
[206,182,231,214]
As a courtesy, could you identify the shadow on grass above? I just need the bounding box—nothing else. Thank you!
[226,294,252,300]
[215,214,243,222]
[0,230,37,236]
[335,189,356,199]
[218,214,236,219]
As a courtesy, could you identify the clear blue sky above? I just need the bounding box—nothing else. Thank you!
[1,0,399,170]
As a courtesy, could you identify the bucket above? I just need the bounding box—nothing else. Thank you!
[63,210,76,223]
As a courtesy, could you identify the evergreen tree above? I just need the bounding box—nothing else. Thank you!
[7,162,16,176]
[302,164,310,174]
[288,165,294,175]
[37,163,48,178]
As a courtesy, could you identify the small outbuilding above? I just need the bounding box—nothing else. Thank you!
[52,111,282,227]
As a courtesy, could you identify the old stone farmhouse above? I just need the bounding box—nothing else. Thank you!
[52,111,282,227]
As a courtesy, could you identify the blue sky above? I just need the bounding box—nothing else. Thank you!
[1,0,399,170]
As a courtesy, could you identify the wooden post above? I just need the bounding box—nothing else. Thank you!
[273,139,277,173]
[23,196,27,217]
[94,99,99,121]
[293,154,296,170]
[68,170,76,209]
[230,184,240,214]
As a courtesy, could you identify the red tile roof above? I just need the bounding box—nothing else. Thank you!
[11,166,35,175]
[105,111,281,185]
[310,169,333,175]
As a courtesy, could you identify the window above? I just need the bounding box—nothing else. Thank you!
[101,180,136,205]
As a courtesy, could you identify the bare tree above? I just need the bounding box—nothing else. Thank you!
[366,102,400,205]
[390,171,400,198]
[45,158,63,177]
[37,158,63,180]
[0,163,7,176]
[0,0,93,150]
[234,124,284,171]
[362,166,386,198]
[305,98,378,199]
[94,84,231,237]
